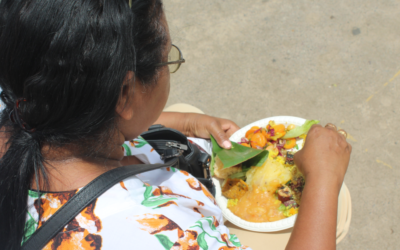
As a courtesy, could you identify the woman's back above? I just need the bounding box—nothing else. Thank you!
[24,166,247,249]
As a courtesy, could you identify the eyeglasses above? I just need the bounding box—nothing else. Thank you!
[156,44,185,73]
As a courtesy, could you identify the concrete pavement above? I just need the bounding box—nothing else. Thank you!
[164,0,400,249]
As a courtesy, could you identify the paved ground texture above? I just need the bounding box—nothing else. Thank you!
[164,0,400,249]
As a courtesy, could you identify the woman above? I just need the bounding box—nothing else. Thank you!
[0,0,351,249]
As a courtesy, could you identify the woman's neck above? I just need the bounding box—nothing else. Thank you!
[31,158,121,192]
[31,143,125,192]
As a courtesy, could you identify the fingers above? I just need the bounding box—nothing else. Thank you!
[325,123,337,131]
[325,123,348,146]
[337,129,347,138]
[220,119,240,137]
[347,143,353,153]
[325,123,348,139]
[208,120,232,149]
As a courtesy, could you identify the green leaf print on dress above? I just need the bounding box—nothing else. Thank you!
[129,137,148,148]
[190,216,246,249]
[155,234,174,250]
[28,190,42,199]
[22,211,38,245]
[197,232,208,250]
[229,234,242,247]
[141,185,177,209]
[122,144,132,156]
[190,217,225,245]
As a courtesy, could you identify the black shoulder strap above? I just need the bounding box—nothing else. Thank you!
[21,158,179,250]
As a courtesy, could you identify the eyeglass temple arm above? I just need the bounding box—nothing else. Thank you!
[156,59,185,67]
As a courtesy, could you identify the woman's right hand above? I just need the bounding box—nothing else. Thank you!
[294,123,352,190]
[286,124,352,250]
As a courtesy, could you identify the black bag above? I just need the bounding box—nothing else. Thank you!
[140,124,215,196]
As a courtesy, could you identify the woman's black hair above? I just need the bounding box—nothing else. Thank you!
[0,0,166,248]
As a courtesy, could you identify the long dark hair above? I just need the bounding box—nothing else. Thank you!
[0,0,166,248]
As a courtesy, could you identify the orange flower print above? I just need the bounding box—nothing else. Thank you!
[221,234,231,246]
[219,233,241,249]
[157,201,178,208]
[152,186,190,199]
[34,191,77,227]
[202,185,217,205]
[152,188,161,196]
[186,178,202,191]
[213,216,220,228]
[34,194,102,250]
[196,201,205,206]
[134,214,184,238]
[180,170,189,176]
[193,208,204,217]
[186,178,216,204]
[129,139,148,148]
[218,247,241,250]
[171,230,199,250]
[42,219,102,250]
[120,181,128,191]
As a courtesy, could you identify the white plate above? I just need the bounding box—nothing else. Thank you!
[213,116,307,232]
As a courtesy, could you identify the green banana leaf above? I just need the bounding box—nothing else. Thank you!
[242,149,269,168]
[282,120,320,139]
[210,135,269,170]
[228,171,247,179]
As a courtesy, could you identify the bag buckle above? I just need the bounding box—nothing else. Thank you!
[198,153,211,179]
[160,148,184,160]
[166,142,188,151]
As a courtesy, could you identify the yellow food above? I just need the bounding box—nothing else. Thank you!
[287,124,296,131]
[268,148,279,159]
[227,199,239,208]
[289,207,298,215]
[223,120,308,223]
[227,157,304,222]
[228,186,285,222]
[246,157,292,193]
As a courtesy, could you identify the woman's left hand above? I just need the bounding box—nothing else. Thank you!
[154,112,240,149]
[182,113,240,149]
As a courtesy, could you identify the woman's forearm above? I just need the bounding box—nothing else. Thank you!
[286,174,341,250]
[154,112,187,133]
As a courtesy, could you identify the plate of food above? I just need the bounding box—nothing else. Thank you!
[211,116,319,232]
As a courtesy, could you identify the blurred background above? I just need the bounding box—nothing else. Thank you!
[164,0,400,249]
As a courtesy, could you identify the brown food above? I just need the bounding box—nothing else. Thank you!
[221,178,249,199]
[277,186,293,203]
[285,151,295,165]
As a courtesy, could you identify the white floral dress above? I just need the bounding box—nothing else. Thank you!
[23,137,251,250]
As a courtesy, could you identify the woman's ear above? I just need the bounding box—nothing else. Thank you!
[116,71,136,120]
